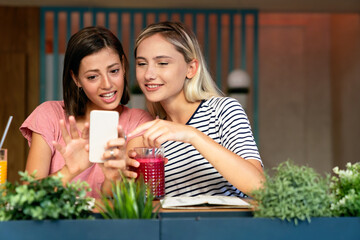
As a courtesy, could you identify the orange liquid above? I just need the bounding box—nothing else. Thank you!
[0,160,7,184]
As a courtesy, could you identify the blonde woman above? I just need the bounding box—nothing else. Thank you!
[128,21,264,197]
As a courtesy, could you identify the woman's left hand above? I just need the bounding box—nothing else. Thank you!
[127,119,197,148]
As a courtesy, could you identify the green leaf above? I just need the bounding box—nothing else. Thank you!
[252,160,332,225]
[0,171,93,221]
[96,173,156,219]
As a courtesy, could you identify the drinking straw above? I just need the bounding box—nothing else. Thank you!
[0,116,13,149]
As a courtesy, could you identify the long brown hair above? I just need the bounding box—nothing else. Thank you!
[63,26,130,116]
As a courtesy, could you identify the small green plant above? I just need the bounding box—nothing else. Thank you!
[96,175,158,219]
[330,162,360,216]
[252,160,332,225]
[0,171,93,221]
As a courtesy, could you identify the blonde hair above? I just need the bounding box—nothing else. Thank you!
[134,21,223,118]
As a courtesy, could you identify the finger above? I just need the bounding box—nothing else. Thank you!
[118,125,126,139]
[52,141,65,155]
[107,137,126,149]
[59,119,71,144]
[124,169,138,179]
[103,160,138,179]
[127,120,158,138]
[69,116,80,139]
[103,159,127,169]
[81,122,90,139]
[103,148,120,160]
[152,131,173,148]
[128,158,140,168]
[128,149,137,158]
[143,126,168,148]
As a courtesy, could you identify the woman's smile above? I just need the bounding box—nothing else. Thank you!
[100,90,118,103]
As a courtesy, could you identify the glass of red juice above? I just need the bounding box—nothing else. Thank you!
[133,147,165,199]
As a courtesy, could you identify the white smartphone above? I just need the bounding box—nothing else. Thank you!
[89,110,119,163]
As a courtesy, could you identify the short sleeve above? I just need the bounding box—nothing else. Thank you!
[19,101,65,154]
[217,97,262,163]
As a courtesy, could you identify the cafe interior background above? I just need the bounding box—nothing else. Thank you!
[0,0,359,183]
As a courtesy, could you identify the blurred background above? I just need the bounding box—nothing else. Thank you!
[0,0,359,182]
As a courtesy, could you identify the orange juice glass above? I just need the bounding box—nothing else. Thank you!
[0,149,7,184]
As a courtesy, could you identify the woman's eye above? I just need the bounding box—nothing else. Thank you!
[110,69,119,74]
[87,75,96,80]
[137,62,146,66]
[158,62,168,66]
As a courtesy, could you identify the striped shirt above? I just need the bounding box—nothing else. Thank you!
[163,97,262,197]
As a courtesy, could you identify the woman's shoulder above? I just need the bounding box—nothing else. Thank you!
[119,106,153,133]
[203,96,242,109]
[120,105,153,123]
[20,101,65,144]
[35,101,65,113]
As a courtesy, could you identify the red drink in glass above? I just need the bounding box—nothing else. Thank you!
[134,147,165,199]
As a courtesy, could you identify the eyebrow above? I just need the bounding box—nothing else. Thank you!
[84,63,120,73]
[136,55,173,60]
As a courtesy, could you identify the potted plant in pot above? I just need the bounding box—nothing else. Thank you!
[89,175,160,239]
[330,162,360,216]
[251,160,332,225]
[96,175,159,219]
[0,172,160,240]
[0,171,93,221]
[240,160,360,239]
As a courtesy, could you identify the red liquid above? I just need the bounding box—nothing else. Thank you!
[135,157,165,198]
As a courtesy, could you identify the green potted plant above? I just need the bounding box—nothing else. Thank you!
[0,172,160,240]
[96,175,159,219]
[251,160,332,225]
[330,162,360,216]
[0,171,93,221]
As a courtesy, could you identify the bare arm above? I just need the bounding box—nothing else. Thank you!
[25,131,84,185]
[25,132,52,178]
[188,128,264,195]
[128,119,265,196]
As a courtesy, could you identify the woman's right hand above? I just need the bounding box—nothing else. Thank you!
[100,128,140,180]
[53,116,92,178]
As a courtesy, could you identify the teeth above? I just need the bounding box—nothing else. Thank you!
[102,92,115,99]
[147,85,160,89]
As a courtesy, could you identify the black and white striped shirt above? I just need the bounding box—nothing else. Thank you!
[163,97,262,197]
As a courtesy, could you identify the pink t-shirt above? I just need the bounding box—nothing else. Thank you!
[20,101,153,198]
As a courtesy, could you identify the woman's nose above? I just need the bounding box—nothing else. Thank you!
[101,75,112,89]
[144,65,156,81]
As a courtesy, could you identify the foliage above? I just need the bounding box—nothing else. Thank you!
[251,160,332,225]
[0,171,93,221]
[330,162,360,216]
[96,175,158,219]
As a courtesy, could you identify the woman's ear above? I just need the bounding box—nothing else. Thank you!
[71,71,81,88]
[186,59,199,79]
